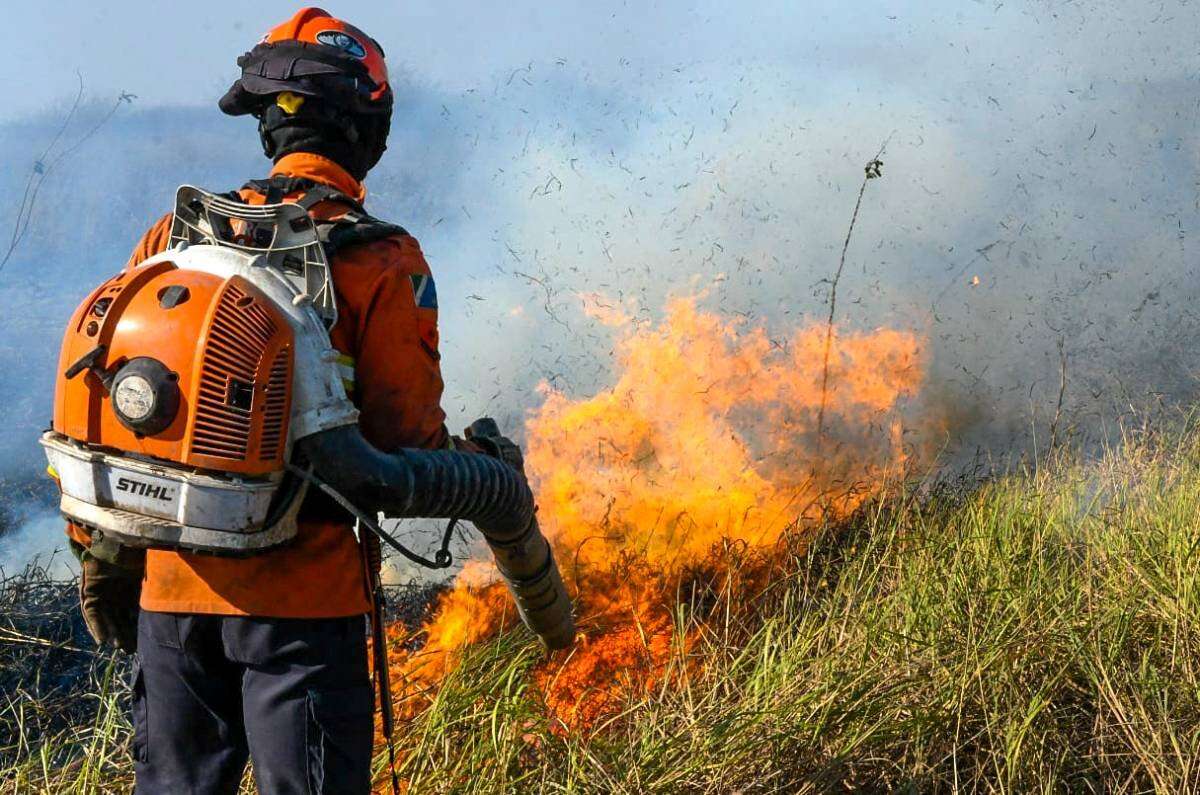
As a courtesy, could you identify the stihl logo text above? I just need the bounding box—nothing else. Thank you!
[116,477,175,502]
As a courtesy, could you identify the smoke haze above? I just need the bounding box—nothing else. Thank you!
[2,0,1198,565]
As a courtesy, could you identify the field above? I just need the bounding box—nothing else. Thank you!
[4,414,1200,793]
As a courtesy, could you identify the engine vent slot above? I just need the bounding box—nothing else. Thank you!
[191,282,278,461]
[259,346,291,462]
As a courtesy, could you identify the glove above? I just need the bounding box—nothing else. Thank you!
[464,418,526,476]
[72,539,144,654]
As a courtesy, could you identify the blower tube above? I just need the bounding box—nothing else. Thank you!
[295,424,576,650]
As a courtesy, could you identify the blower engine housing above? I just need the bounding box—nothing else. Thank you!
[43,186,356,553]
[55,266,296,473]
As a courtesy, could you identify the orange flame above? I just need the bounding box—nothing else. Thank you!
[388,294,929,732]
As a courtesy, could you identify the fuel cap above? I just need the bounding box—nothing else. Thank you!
[110,357,180,436]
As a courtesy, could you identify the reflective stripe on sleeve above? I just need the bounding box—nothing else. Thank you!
[335,352,356,394]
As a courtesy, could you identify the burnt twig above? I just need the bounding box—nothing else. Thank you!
[816,137,891,447]
[1048,338,1068,453]
[0,74,132,276]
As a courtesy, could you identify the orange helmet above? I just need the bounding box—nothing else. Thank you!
[219,7,391,117]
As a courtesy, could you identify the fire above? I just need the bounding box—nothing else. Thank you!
[388,294,928,732]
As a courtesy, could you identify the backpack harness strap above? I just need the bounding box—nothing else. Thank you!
[238,175,409,258]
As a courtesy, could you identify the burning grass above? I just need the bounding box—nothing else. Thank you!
[371,300,1200,792]
[5,420,1200,791]
[385,419,1200,793]
[6,295,1200,792]
[389,299,930,730]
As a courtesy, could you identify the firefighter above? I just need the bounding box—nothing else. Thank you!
[70,8,452,793]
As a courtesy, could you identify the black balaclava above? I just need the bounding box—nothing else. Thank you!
[257,99,391,182]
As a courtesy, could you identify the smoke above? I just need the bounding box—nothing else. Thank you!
[434,63,1200,468]
[2,1,1198,566]
[0,473,69,575]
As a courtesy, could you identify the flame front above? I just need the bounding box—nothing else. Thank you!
[390,294,929,732]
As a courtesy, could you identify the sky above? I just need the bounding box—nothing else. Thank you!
[4,1,932,118]
[5,1,1195,121]
[1,0,1198,566]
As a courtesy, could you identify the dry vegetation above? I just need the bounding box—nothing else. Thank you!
[5,416,1200,793]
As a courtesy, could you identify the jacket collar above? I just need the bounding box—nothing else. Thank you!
[269,152,366,203]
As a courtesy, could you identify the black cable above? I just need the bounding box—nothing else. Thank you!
[285,463,454,569]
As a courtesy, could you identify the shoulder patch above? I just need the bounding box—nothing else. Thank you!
[410,274,438,309]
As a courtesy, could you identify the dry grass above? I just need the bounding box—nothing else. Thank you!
[6,418,1200,792]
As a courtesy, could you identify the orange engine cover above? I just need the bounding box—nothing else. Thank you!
[53,260,295,477]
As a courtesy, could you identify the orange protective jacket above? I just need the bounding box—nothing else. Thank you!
[70,152,450,618]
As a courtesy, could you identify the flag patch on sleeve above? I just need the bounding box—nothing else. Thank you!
[410,274,438,309]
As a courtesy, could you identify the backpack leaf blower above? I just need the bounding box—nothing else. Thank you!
[41,186,575,650]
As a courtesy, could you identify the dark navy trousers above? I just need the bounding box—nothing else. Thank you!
[131,611,373,795]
